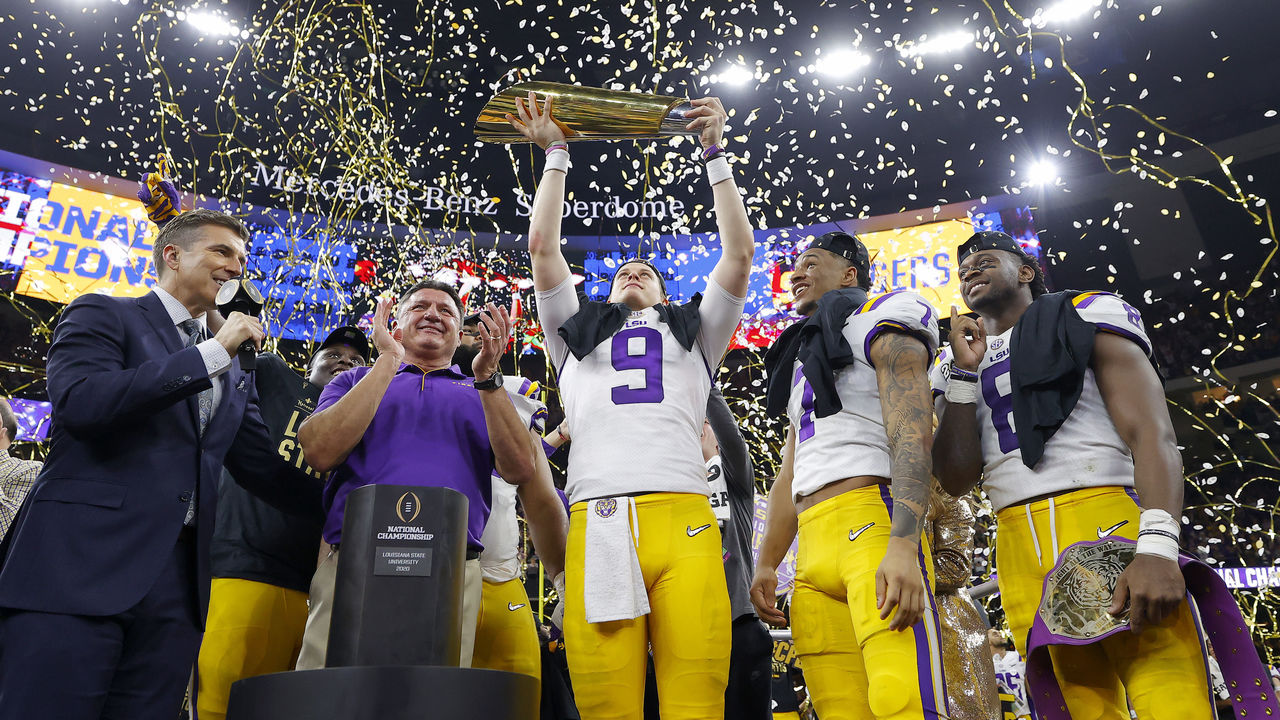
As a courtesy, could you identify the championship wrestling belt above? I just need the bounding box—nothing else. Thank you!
[1025,537,1279,720]
[1036,538,1134,642]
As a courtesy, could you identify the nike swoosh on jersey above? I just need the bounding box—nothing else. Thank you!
[849,522,876,542]
[686,524,712,537]
[1097,520,1129,538]
[507,602,526,611]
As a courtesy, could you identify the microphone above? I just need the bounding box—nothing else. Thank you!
[215,278,265,371]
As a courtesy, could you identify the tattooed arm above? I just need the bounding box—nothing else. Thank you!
[869,330,935,631]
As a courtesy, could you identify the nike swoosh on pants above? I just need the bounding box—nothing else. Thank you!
[848,522,875,542]
[1097,520,1129,538]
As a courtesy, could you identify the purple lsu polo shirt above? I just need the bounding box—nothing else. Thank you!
[317,363,496,551]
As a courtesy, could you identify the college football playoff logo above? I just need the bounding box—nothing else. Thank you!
[396,491,422,524]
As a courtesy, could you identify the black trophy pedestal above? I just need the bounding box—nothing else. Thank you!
[227,666,538,720]
[227,486,531,718]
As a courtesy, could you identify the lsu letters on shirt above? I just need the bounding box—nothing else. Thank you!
[705,454,730,526]
[535,276,745,504]
[478,376,547,583]
[788,289,940,500]
[930,291,1153,511]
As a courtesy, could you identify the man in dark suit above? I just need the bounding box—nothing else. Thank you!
[0,208,319,720]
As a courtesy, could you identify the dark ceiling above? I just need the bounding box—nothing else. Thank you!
[1,0,1276,239]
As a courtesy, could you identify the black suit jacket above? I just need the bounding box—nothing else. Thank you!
[0,290,319,627]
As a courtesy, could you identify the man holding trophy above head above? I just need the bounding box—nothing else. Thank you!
[504,90,754,720]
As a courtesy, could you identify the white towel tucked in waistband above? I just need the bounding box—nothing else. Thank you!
[583,496,650,623]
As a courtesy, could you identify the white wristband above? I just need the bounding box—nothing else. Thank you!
[705,155,732,186]
[1135,533,1179,561]
[1139,508,1179,533]
[544,148,569,174]
[944,377,978,404]
[553,570,565,597]
[1135,508,1181,561]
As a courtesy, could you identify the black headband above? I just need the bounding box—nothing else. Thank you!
[958,230,1031,264]
[811,231,870,269]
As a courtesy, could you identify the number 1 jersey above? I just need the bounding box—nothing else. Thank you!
[787,289,940,500]
[930,291,1153,511]
[536,275,746,504]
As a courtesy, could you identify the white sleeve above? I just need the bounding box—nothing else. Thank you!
[847,290,941,367]
[695,276,747,373]
[534,275,581,371]
[196,338,232,378]
[930,347,952,399]
[1072,291,1153,356]
[503,376,547,433]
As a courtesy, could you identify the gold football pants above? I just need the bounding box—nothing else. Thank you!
[564,492,731,720]
[196,578,309,720]
[790,485,949,720]
[995,486,1213,720]
[473,576,542,688]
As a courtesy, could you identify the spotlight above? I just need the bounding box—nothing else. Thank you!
[1024,160,1060,186]
[814,49,871,79]
[1033,0,1102,26]
[710,64,754,87]
[898,30,973,58]
[182,8,240,37]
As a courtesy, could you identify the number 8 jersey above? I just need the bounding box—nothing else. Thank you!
[536,275,746,504]
[930,291,1153,511]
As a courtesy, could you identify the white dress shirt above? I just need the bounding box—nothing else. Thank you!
[151,286,232,420]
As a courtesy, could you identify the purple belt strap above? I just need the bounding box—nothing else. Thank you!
[1026,540,1279,720]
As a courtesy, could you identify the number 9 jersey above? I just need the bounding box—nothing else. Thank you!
[930,291,1154,511]
[535,275,746,504]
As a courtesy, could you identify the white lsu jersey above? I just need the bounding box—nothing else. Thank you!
[992,650,1031,717]
[536,275,746,504]
[931,291,1152,511]
[705,454,731,525]
[789,290,940,501]
[479,375,547,583]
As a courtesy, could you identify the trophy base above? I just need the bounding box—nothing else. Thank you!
[227,666,539,720]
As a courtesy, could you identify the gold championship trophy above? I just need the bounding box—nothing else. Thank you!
[474,81,699,143]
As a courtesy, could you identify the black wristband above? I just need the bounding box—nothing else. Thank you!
[949,367,979,382]
[1137,528,1181,543]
